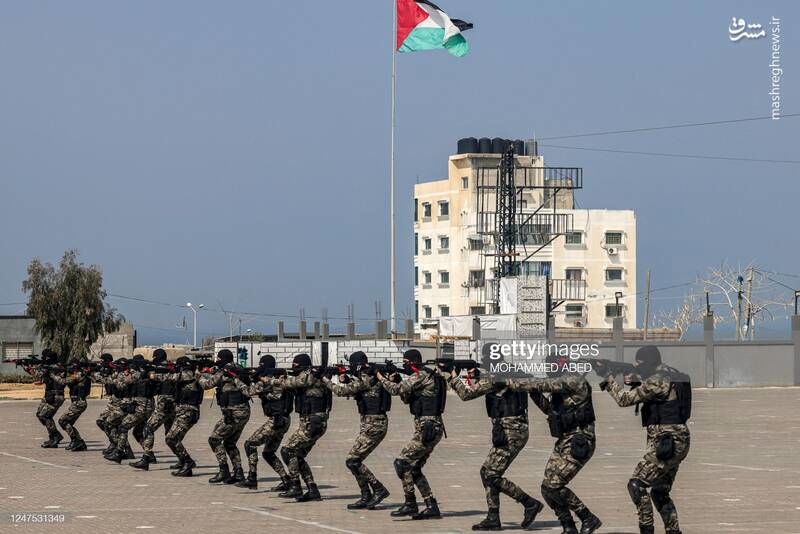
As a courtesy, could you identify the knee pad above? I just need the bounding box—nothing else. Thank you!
[393,458,411,478]
[243,440,257,453]
[208,435,223,449]
[627,478,648,506]
[480,466,500,490]
[345,457,362,474]
[650,484,670,508]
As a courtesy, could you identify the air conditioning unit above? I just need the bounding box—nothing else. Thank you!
[607,247,618,255]
[574,320,584,328]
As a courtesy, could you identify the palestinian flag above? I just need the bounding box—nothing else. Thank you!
[397,0,473,57]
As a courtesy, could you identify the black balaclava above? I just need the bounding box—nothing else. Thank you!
[41,348,58,365]
[100,353,114,363]
[152,348,167,364]
[349,351,368,374]
[293,353,311,368]
[131,354,146,369]
[216,349,234,365]
[259,354,276,369]
[402,349,422,372]
[635,345,662,377]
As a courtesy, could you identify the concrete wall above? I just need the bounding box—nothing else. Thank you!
[0,316,42,377]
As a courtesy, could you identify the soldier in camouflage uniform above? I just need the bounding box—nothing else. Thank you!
[58,367,92,452]
[24,349,65,448]
[198,349,251,485]
[378,349,445,521]
[509,359,602,534]
[107,355,155,464]
[133,349,176,470]
[263,353,332,502]
[447,364,543,531]
[322,351,391,510]
[232,354,293,490]
[165,356,204,477]
[94,355,128,456]
[596,346,692,534]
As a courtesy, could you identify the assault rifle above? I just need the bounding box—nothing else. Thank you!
[12,356,44,367]
[590,359,638,378]
[426,358,480,375]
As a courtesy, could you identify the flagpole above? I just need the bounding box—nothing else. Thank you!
[390,0,397,337]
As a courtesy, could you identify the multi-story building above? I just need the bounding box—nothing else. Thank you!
[413,145,636,332]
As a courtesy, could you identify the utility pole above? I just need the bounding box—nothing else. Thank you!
[736,275,744,342]
[744,267,754,340]
[643,270,651,340]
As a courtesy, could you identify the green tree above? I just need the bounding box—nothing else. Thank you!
[22,250,123,362]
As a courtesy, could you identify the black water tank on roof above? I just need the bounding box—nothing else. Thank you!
[457,137,478,154]
[478,137,492,153]
[491,137,506,154]
[514,139,525,155]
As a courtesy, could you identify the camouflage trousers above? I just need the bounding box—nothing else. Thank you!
[346,414,389,491]
[58,397,88,441]
[630,424,690,531]
[481,415,532,510]
[541,429,596,524]
[142,395,176,454]
[395,415,444,500]
[281,413,329,487]
[97,397,125,446]
[243,414,290,477]
[208,404,251,469]
[165,404,200,461]
[116,398,154,453]
[36,395,64,439]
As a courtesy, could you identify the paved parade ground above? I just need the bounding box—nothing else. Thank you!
[1,387,799,533]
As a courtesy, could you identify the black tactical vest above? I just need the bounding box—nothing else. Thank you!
[355,387,392,416]
[177,383,203,406]
[69,377,92,399]
[409,373,446,417]
[485,388,528,418]
[641,370,692,426]
[547,384,596,438]
[294,388,332,415]
[43,373,65,395]
[216,388,248,407]
[261,390,294,417]
[159,379,176,397]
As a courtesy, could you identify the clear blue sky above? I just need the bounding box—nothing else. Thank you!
[1,1,797,343]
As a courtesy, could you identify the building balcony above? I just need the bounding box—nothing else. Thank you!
[550,279,587,301]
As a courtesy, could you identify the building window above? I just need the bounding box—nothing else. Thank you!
[439,236,449,251]
[605,231,623,245]
[415,301,419,322]
[423,306,432,319]
[423,271,432,286]
[414,233,418,256]
[565,268,583,281]
[520,199,528,209]
[423,237,432,252]
[423,202,432,219]
[462,176,469,189]
[605,268,623,282]
[565,231,583,245]
[468,270,485,288]
[605,304,623,318]
[439,271,449,285]
[414,199,418,222]
[439,305,450,317]
[521,261,551,277]
[1,342,34,360]
[565,304,584,319]
[414,267,418,287]
[439,201,449,217]
[470,306,486,315]
[518,223,552,245]
[468,238,483,251]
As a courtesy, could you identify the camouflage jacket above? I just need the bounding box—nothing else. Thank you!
[380,368,441,404]
[325,374,382,399]
[265,369,326,399]
[509,374,592,413]
[603,364,675,408]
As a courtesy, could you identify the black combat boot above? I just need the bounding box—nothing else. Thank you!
[41,433,62,448]
[144,452,157,464]
[520,497,544,529]
[278,480,303,498]
[121,446,136,460]
[665,530,682,534]
[560,518,579,534]
[170,458,185,470]
[50,433,64,447]
[365,484,390,510]
[472,508,501,531]
[173,457,196,477]
[639,525,655,534]
[235,472,258,489]
[390,495,418,517]
[106,449,123,464]
[208,463,231,484]
[40,439,55,448]
[577,509,602,534]
[270,476,291,492]
[64,439,76,451]
[296,484,322,502]
[411,497,441,520]
[347,487,372,510]
[225,466,245,485]
[129,455,151,471]
[70,439,87,452]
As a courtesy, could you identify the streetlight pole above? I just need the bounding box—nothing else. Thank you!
[186,302,204,348]
[614,292,623,318]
